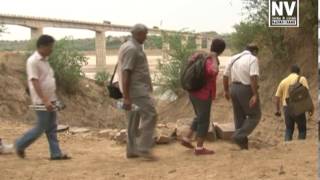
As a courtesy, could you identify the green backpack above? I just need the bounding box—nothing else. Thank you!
[180,53,208,91]
[286,76,314,116]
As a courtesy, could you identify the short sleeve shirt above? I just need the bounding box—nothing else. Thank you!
[224,50,259,85]
[27,51,57,104]
[275,73,309,106]
[117,38,152,98]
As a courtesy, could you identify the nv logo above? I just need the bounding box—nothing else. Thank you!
[269,0,299,27]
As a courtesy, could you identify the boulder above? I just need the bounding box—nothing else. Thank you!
[214,122,235,140]
[114,129,127,144]
[155,135,172,144]
[57,124,69,133]
[98,129,114,138]
[69,127,90,134]
[206,123,218,142]
[175,118,193,139]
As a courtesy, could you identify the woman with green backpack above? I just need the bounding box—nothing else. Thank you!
[180,38,225,155]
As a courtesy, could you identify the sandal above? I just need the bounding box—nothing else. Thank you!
[180,138,195,149]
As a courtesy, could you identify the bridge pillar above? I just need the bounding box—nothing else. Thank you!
[30,27,43,39]
[207,38,212,51]
[196,36,202,50]
[95,31,106,71]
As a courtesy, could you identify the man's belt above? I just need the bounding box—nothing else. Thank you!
[29,101,66,111]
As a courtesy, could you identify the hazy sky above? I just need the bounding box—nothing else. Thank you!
[0,0,245,40]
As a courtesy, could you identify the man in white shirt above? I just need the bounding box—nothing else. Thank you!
[223,44,262,150]
[15,35,70,160]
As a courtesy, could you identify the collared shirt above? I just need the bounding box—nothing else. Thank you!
[223,50,259,85]
[27,51,57,104]
[117,38,152,98]
[275,73,309,106]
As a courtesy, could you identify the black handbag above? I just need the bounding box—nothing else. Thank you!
[107,63,123,99]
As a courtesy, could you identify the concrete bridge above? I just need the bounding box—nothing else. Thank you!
[0,14,215,71]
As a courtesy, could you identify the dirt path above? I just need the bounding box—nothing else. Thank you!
[0,118,317,180]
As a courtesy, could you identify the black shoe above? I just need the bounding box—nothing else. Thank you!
[50,154,71,160]
[16,149,25,159]
[234,137,248,150]
[126,153,139,159]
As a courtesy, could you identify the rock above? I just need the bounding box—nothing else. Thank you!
[158,90,178,102]
[69,127,90,134]
[175,118,193,139]
[176,118,193,127]
[157,123,166,128]
[0,143,14,154]
[206,123,218,142]
[114,129,127,144]
[166,122,176,130]
[155,135,171,144]
[175,125,190,139]
[110,129,120,140]
[98,129,114,138]
[168,169,176,174]
[57,124,69,133]
[214,123,235,140]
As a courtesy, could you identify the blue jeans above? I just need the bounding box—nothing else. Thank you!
[16,111,62,158]
[283,107,307,141]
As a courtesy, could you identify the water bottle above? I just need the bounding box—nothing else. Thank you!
[116,101,140,111]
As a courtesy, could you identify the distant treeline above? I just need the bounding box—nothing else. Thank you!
[0,35,164,51]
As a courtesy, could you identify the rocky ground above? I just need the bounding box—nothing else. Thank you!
[0,52,318,180]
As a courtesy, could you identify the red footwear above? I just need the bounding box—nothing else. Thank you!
[181,139,194,149]
[194,147,215,155]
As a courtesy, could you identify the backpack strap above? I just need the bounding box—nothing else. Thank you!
[230,53,245,67]
[296,75,301,84]
[109,63,118,85]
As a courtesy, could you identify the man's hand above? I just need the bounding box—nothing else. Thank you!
[43,98,54,112]
[224,91,230,101]
[123,98,132,111]
[249,95,258,108]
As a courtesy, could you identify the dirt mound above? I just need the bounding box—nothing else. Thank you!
[0,52,125,129]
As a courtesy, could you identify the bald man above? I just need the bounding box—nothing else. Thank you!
[117,24,157,160]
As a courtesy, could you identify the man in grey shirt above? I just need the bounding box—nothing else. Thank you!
[117,24,157,160]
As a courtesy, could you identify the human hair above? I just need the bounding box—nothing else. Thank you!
[291,64,300,74]
[130,24,148,35]
[210,38,226,55]
[246,43,259,54]
[36,35,55,48]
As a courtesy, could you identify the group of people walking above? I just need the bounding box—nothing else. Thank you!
[13,23,314,161]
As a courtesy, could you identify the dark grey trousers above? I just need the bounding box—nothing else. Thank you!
[230,83,262,141]
[189,95,212,138]
[126,96,157,155]
[283,106,307,141]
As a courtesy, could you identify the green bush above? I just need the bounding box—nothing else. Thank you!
[156,32,196,95]
[48,38,88,94]
[95,71,110,86]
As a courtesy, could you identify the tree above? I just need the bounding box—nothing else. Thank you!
[48,38,88,94]
[155,32,196,95]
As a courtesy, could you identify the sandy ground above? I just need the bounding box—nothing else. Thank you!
[0,112,317,180]
[0,52,317,180]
